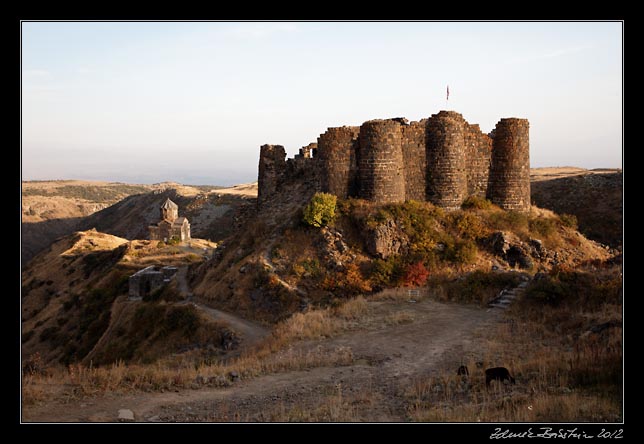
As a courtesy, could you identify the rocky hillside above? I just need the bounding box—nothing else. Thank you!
[191,178,614,324]
[530,168,622,249]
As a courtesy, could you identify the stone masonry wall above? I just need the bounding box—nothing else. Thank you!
[317,127,360,198]
[358,120,406,203]
[257,110,529,213]
[465,123,493,197]
[426,111,468,210]
[296,143,317,159]
[487,118,530,212]
[258,144,287,207]
[402,120,427,201]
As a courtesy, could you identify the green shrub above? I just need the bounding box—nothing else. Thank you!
[369,256,404,288]
[524,268,622,309]
[560,213,579,229]
[444,239,478,264]
[442,270,525,305]
[303,192,337,228]
[293,258,321,278]
[529,217,558,238]
[163,306,200,338]
[450,211,487,240]
[486,210,529,233]
[462,195,493,210]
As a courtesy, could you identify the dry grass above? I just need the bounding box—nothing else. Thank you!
[22,297,370,405]
[266,383,363,422]
[370,287,428,302]
[405,286,622,423]
[384,310,416,325]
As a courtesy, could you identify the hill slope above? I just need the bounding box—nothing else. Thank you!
[530,168,622,248]
[21,230,237,367]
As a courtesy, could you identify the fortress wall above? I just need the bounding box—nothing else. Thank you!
[487,118,530,212]
[465,123,493,197]
[297,142,317,159]
[258,144,287,206]
[426,111,468,210]
[358,120,406,203]
[317,127,360,198]
[402,120,427,201]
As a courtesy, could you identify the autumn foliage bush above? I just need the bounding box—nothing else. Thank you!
[403,261,430,287]
[303,192,337,228]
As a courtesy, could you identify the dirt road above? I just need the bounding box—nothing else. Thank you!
[23,298,501,422]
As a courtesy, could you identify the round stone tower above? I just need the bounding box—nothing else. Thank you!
[257,144,286,207]
[425,111,468,210]
[487,118,530,212]
[357,119,406,203]
[317,126,360,198]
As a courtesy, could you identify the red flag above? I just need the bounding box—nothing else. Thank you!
[447,85,450,101]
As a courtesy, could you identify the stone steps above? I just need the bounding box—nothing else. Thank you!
[488,277,531,310]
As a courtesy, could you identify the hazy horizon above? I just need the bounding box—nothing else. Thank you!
[22,22,623,186]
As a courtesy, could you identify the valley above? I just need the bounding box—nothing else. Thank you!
[20,168,622,423]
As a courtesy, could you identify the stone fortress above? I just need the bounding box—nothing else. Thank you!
[257,110,530,212]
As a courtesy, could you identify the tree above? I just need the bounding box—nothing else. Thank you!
[303,192,337,228]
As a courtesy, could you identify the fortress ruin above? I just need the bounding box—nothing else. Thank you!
[257,111,530,212]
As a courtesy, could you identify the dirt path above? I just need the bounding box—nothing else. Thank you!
[175,266,192,298]
[192,302,269,346]
[23,298,502,422]
[174,266,269,346]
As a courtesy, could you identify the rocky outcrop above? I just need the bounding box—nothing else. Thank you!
[365,219,409,259]
[489,231,535,269]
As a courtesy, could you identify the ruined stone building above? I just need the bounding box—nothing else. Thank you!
[128,265,178,300]
[149,198,191,242]
[258,110,530,212]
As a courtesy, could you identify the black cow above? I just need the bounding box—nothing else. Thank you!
[485,367,515,387]
[457,365,469,376]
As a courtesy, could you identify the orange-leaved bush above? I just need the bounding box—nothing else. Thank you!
[403,261,429,287]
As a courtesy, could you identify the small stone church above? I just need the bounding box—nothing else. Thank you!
[148,198,191,242]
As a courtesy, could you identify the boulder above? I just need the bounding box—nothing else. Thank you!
[489,231,534,269]
[365,219,409,259]
[118,409,135,422]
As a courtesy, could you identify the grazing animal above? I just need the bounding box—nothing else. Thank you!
[457,365,469,376]
[485,367,515,387]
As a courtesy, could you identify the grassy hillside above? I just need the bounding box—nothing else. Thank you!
[530,169,622,248]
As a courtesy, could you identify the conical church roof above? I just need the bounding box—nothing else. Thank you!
[161,198,178,210]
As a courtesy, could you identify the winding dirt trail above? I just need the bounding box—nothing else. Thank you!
[23,297,502,422]
[174,266,269,346]
[191,302,269,346]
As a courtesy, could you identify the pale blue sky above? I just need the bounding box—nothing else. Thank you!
[21,22,622,185]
